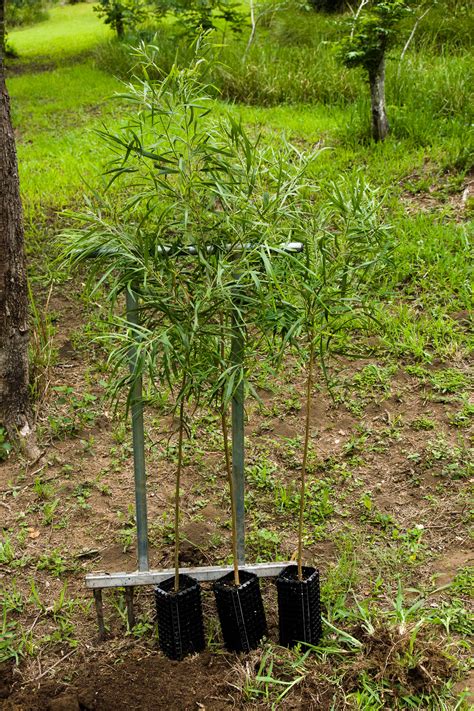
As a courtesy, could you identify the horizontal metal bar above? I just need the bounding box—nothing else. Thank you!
[85,562,291,589]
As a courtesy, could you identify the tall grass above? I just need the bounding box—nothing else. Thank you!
[93,10,473,155]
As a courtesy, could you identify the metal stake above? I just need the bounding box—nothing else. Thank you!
[124,587,135,630]
[93,589,106,641]
[126,287,149,572]
[231,308,245,565]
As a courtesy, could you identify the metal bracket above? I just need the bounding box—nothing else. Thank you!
[86,241,304,637]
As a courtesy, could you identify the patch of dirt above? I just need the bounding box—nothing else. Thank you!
[400,167,474,221]
[4,650,234,711]
[432,547,474,587]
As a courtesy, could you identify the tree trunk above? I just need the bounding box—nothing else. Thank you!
[0,20,40,459]
[369,56,389,141]
[0,0,4,59]
[116,14,124,39]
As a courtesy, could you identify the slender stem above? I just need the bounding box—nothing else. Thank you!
[222,405,240,586]
[220,320,240,586]
[297,333,315,581]
[174,380,186,593]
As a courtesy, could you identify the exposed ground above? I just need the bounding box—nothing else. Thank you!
[1,3,473,709]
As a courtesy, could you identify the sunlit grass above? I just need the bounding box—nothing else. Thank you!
[8,2,112,60]
[8,62,122,219]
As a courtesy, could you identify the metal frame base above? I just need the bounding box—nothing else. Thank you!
[86,561,290,589]
[87,562,291,641]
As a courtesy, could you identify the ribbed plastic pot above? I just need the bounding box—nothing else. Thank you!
[155,574,205,660]
[276,564,322,648]
[213,570,267,652]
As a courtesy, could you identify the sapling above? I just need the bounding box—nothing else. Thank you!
[220,318,240,586]
[338,0,411,141]
[173,376,186,592]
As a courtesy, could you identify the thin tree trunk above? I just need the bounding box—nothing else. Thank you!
[369,55,389,141]
[116,15,124,40]
[222,405,240,586]
[174,388,186,593]
[220,318,240,585]
[297,335,315,581]
[0,15,39,460]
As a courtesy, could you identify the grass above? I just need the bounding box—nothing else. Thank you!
[8,3,112,60]
[8,64,122,223]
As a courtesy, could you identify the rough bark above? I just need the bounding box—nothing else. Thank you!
[0,19,40,459]
[369,55,389,141]
[0,0,4,58]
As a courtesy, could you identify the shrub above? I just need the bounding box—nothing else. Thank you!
[6,0,49,28]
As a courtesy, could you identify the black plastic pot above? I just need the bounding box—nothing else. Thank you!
[213,570,267,652]
[276,564,322,648]
[155,574,205,660]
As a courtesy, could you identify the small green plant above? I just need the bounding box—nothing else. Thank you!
[42,498,60,526]
[411,416,435,431]
[430,368,468,393]
[0,427,11,461]
[48,387,97,438]
[33,476,54,501]
[451,567,474,598]
[37,549,70,576]
[0,534,15,565]
[248,527,281,561]
[73,482,92,510]
[449,399,474,428]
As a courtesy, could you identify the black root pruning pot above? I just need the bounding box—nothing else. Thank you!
[155,574,205,661]
[276,564,321,648]
[213,570,267,652]
[277,335,322,648]
[155,391,206,661]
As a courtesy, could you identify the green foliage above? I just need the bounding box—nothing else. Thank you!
[60,40,316,412]
[272,173,393,369]
[6,0,48,29]
[94,0,150,38]
[156,0,247,35]
[338,0,411,75]
[0,427,12,461]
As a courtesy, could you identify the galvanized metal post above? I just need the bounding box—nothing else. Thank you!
[126,287,149,572]
[93,588,106,641]
[231,310,245,565]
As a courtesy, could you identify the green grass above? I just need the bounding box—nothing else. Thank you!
[8,2,112,60]
[8,63,122,221]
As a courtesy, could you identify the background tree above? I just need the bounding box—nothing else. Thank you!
[0,0,39,458]
[155,0,245,35]
[338,0,410,141]
[94,0,149,39]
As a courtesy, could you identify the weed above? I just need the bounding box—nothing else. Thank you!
[0,427,12,461]
[247,527,282,561]
[33,476,54,501]
[430,368,468,394]
[37,550,71,576]
[0,534,15,565]
[48,386,97,438]
[72,482,92,510]
[42,498,60,526]
[449,399,474,428]
[411,416,436,431]
[451,567,474,598]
